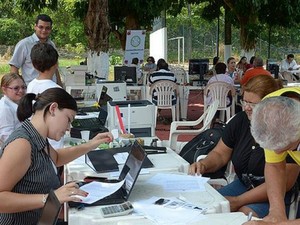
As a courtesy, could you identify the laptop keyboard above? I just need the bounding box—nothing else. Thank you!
[72,118,103,130]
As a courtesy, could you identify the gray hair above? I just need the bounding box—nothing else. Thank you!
[253,56,263,67]
[251,96,300,150]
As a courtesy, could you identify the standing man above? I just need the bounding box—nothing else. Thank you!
[9,14,62,87]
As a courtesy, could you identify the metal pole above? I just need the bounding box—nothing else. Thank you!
[178,39,180,65]
[182,37,185,66]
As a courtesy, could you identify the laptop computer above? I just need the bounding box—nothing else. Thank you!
[77,85,113,113]
[37,189,62,225]
[70,141,146,207]
[71,107,109,139]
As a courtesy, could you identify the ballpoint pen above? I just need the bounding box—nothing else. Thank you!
[247,212,253,221]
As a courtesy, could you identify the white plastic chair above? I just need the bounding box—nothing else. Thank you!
[204,82,236,123]
[149,80,180,127]
[167,100,219,152]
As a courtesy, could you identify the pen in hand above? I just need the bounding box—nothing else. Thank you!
[247,211,253,221]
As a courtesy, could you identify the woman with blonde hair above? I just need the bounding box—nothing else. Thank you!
[189,75,298,219]
[0,73,26,144]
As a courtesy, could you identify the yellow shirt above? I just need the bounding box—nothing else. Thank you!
[263,87,300,165]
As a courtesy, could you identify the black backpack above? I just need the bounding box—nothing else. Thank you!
[179,124,227,179]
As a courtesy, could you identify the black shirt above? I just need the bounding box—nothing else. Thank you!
[222,112,265,180]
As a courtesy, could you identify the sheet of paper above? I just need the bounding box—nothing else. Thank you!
[133,196,206,225]
[77,180,125,204]
[146,173,209,192]
[113,152,129,164]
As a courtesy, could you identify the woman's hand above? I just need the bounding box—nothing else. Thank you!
[54,182,88,204]
[188,160,206,176]
[87,132,113,149]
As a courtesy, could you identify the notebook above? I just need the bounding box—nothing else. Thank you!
[71,141,146,207]
[37,189,62,225]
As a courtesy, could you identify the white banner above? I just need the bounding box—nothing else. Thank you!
[124,30,146,65]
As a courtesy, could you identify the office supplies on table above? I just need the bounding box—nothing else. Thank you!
[107,100,155,137]
[71,141,147,207]
[85,145,154,173]
[100,201,134,218]
[71,108,108,139]
[37,189,62,225]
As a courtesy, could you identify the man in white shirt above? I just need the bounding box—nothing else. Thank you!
[9,14,62,86]
[280,54,300,81]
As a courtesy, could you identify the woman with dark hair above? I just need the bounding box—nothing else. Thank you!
[143,56,157,72]
[237,56,248,74]
[0,87,113,224]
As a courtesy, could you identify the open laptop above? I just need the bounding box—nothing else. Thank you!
[70,141,146,207]
[37,189,62,225]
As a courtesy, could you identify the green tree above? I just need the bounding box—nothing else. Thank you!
[188,0,300,53]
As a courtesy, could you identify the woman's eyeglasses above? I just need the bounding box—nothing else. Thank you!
[6,85,27,92]
[240,100,257,109]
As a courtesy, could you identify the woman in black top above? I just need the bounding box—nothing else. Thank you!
[189,75,299,218]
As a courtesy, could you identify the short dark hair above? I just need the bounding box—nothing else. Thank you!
[215,62,227,74]
[156,58,168,70]
[213,56,219,65]
[131,57,138,65]
[31,43,58,72]
[287,54,294,59]
[35,14,52,25]
[147,56,155,63]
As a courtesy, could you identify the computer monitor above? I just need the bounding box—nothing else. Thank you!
[267,59,279,79]
[114,66,137,84]
[188,59,209,81]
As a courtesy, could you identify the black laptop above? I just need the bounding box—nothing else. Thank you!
[37,189,62,225]
[71,107,109,139]
[70,141,146,207]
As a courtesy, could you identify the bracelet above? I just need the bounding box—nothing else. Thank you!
[42,194,47,205]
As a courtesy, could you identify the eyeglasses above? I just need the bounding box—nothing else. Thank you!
[240,100,257,109]
[6,85,27,92]
[36,25,52,31]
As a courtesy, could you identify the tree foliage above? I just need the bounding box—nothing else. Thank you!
[187,0,300,51]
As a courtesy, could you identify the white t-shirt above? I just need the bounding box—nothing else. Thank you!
[0,95,21,144]
[27,79,63,150]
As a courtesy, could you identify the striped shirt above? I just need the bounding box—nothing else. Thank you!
[0,120,61,225]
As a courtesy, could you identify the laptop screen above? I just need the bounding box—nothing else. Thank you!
[37,189,62,225]
[114,66,137,84]
[119,141,146,199]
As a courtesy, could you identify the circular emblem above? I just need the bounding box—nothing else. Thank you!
[130,36,141,47]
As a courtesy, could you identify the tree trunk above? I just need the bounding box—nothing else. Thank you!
[84,0,110,79]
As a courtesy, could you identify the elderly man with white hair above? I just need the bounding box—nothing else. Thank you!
[244,87,300,225]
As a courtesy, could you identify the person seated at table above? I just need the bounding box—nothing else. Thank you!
[130,57,142,81]
[236,56,248,74]
[148,58,177,104]
[280,54,300,81]
[189,75,299,219]
[207,56,220,77]
[225,57,240,84]
[0,73,26,145]
[244,87,300,225]
[245,56,255,71]
[206,62,234,106]
[143,56,157,72]
[0,87,113,225]
[240,56,271,86]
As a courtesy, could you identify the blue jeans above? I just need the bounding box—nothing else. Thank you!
[218,179,300,218]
